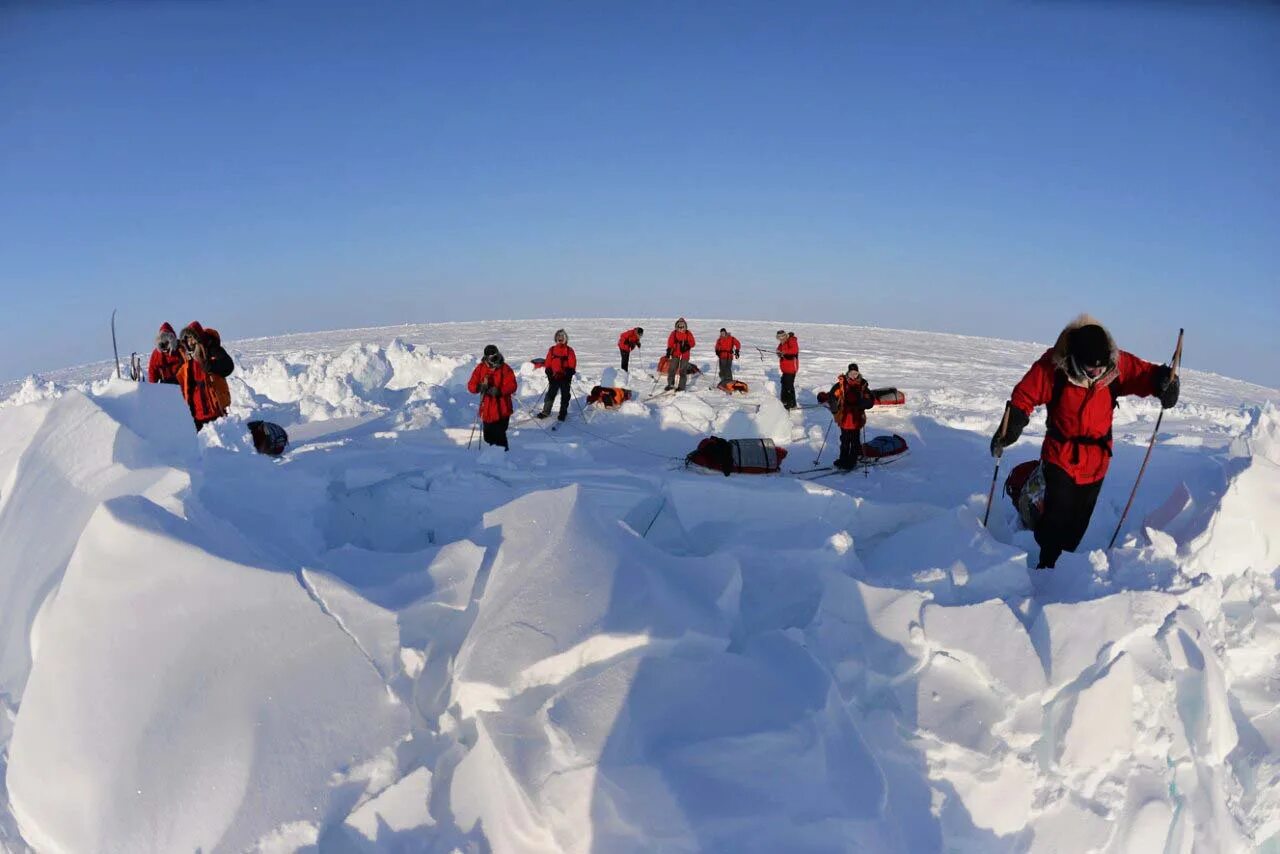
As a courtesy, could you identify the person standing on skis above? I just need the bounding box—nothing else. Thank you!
[665,318,695,392]
[147,322,183,384]
[990,315,1179,569]
[817,363,876,470]
[468,345,518,449]
[776,330,800,409]
[714,328,741,385]
[539,329,577,421]
[617,327,643,372]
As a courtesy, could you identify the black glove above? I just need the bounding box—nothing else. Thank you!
[478,381,490,394]
[733,349,740,358]
[990,403,1029,456]
[681,344,690,354]
[816,391,828,404]
[666,348,673,358]
[1154,365,1180,409]
[485,386,502,398]
[545,367,554,379]
[565,369,575,379]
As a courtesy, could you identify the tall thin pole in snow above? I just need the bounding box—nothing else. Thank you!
[1108,329,1184,550]
[983,404,1012,528]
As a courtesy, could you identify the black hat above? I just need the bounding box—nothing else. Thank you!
[720,328,728,335]
[1068,325,1110,368]
[635,327,644,335]
[482,344,498,358]
[847,363,859,373]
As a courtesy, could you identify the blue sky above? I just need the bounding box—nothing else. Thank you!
[2,1,1277,386]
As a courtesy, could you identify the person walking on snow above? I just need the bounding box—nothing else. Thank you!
[714,328,741,384]
[665,318,696,391]
[176,321,235,430]
[468,345,518,449]
[776,330,800,409]
[990,315,1179,569]
[538,329,577,421]
[817,363,876,470]
[617,327,643,372]
[147,322,183,384]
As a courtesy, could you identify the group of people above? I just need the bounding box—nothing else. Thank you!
[146,321,235,430]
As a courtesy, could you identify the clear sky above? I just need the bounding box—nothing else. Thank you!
[2,1,1277,387]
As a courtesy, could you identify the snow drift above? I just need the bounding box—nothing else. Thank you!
[0,319,1277,852]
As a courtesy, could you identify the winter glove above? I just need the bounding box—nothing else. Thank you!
[733,349,740,359]
[666,348,673,358]
[990,403,1029,456]
[1154,365,1180,409]
[485,387,502,398]
[477,380,490,394]
[816,391,828,404]
[680,343,691,354]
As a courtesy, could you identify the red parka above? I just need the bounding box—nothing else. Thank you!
[467,362,518,423]
[618,329,642,352]
[544,343,577,379]
[714,334,741,359]
[1011,319,1161,485]
[826,375,876,430]
[667,328,695,356]
[148,322,182,384]
[777,334,800,375]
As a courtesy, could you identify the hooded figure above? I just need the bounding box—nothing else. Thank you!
[468,345,518,448]
[714,328,741,384]
[817,363,876,469]
[617,326,644,371]
[539,329,577,421]
[775,330,800,409]
[991,315,1179,568]
[175,321,234,429]
[665,318,696,391]
[147,322,183,384]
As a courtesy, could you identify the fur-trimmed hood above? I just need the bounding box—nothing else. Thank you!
[1052,314,1119,387]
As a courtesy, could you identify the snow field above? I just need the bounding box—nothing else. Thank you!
[1,319,1278,852]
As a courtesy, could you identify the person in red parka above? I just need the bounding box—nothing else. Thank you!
[991,315,1180,569]
[817,363,876,470]
[665,318,695,391]
[617,327,643,372]
[714,328,741,384]
[148,322,183,384]
[467,345,518,449]
[538,329,577,421]
[176,322,235,430]
[776,330,800,410]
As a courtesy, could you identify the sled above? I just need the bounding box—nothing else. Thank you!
[657,356,702,376]
[871,387,906,406]
[686,437,788,476]
[529,357,546,369]
[1004,459,1045,529]
[717,380,749,394]
[248,420,289,456]
[862,434,909,459]
[586,386,632,409]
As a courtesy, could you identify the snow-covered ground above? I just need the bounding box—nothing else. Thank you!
[1,318,1278,853]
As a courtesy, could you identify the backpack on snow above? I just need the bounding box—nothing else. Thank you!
[657,355,702,375]
[1004,460,1046,530]
[248,420,289,456]
[587,386,632,408]
[718,380,749,394]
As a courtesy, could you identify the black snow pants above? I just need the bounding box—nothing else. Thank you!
[718,357,734,383]
[482,416,510,449]
[1034,462,1104,568]
[836,427,862,468]
[542,375,572,419]
[620,349,630,372]
[780,373,797,409]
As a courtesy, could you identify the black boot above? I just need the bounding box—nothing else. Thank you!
[536,410,550,419]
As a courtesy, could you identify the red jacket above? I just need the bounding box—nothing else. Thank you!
[618,329,642,352]
[777,334,800,375]
[714,335,741,359]
[177,357,230,428]
[543,343,577,378]
[148,350,182,384]
[826,376,875,430]
[1012,345,1160,485]
[667,329,695,357]
[467,362,518,423]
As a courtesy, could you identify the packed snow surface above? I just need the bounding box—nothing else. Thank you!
[2,318,1278,853]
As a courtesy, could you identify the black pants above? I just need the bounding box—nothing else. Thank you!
[718,357,734,383]
[837,427,862,468]
[667,356,690,390]
[482,416,510,449]
[780,373,796,409]
[620,349,630,372]
[542,376,572,418]
[1035,463,1103,568]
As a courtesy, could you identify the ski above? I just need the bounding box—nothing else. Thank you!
[110,309,122,379]
[787,466,834,475]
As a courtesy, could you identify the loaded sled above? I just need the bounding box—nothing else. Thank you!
[686,437,788,476]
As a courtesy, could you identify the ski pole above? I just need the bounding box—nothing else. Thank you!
[983,404,1012,528]
[814,420,833,465]
[1108,328,1184,550]
[466,407,481,450]
[111,308,122,379]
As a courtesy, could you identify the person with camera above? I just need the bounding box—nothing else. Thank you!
[176,321,235,430]
[467,345,518,449]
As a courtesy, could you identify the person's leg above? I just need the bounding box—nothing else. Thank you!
[1062,477,1103,551]
[676,358,689,391]
[781,373,796,408]
[540,382,556,416]
[495,415,510,449]
[836,428,856,467]
[666,359,676,390]
[620,350,629,372]
[719,357,732,383]
[556,377,571,419]
[482,419,498,446]
[1034,463,1086,568]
